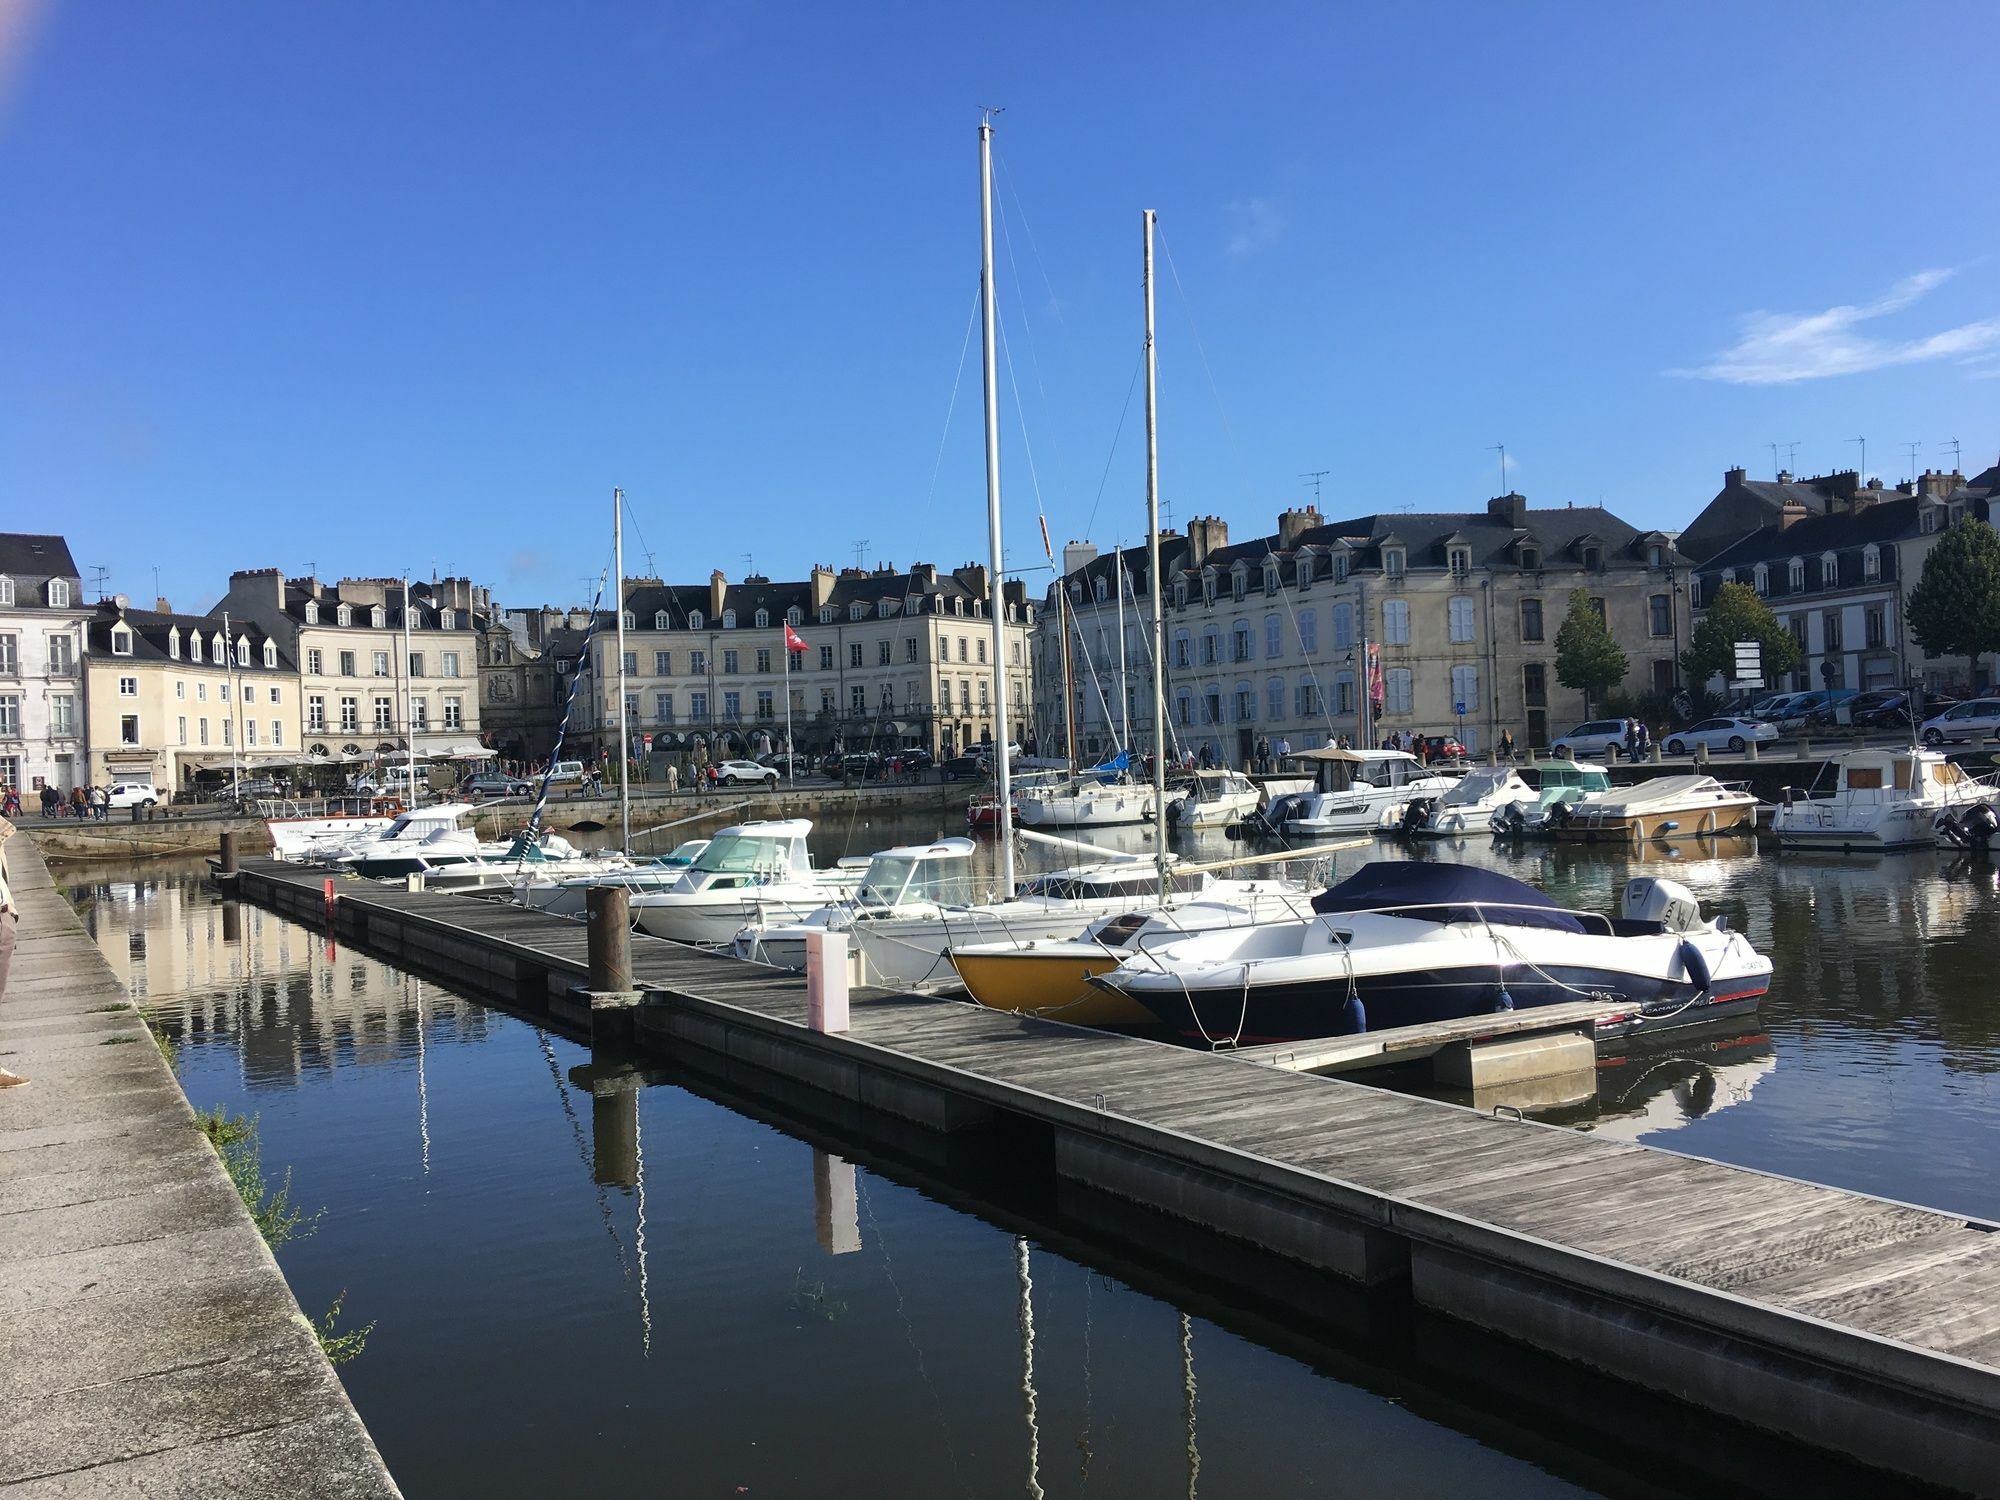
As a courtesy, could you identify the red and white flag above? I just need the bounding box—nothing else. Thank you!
[783,623,808,653]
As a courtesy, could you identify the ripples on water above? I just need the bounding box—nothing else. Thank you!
[53,814,2000,1496]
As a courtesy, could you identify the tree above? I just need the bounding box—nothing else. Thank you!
[1680,581,1799,692]
[1554,588,1628,716]
[1907,519,2000,687]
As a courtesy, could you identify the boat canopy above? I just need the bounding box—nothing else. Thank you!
[1309,860,1586,933]
[856,837,976,907]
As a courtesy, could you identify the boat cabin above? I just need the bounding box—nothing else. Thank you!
[1805,748,1976,799]
[675,820,817,890]
[1286,747,1435,795]
[855,837,977,909]
[1015,863,1206,902]
[1527,760,1612,796]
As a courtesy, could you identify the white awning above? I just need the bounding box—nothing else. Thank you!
[418,737,495,760]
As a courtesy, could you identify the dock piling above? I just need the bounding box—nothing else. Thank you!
[218,830,238,875]
[587,887,633,995]
[804,928,850,1033]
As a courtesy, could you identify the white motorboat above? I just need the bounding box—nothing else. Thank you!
[1165,770,1262,829]
[1488,760,1614,837]
[1772,747,1997,852]
[629,820,866,945]
[320,802,486,876]
[1087,861,1772,1046]
[1274,748,1459,837]
[510,839,711,917]
[419,832,632,893]
[263,796,410,862]
[732,837,1305,992]
[1014,775,1153,828]
[1398,767,1536,838]
[1555,774,1757,843]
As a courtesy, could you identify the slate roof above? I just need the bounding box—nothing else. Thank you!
[86,605,296,671]
[605,564,1024,633]
[0,533,81,587]
[276,579,484,632]
[1696,497,1923,575]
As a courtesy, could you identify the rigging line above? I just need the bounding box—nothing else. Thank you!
[994,148,1068,332]
[924,280,984,513]
[995,287,1050,514]
[994,168,1070,492]
[857,1172,967,1494]
[1156,226,1254,510]
[1082,349,1145,543]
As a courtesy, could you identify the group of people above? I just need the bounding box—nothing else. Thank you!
[0,783,112,820]
[1248,736,1295,774]
[1619,718,1655,762]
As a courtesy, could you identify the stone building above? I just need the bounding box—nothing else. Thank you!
[1677,468,1868,563]
[212,571,492,769]
[564,562,1036,763]
[475,605,577,765]
[82,601,299,793]
[0,533,91,796]
[1036,495,1691,760]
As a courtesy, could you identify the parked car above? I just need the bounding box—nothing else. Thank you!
[1773,689,1858,731]
[351,766,426,797]
[831,752,885,781]
[757,751,813,780]
[713,758,779,789]
[1418,734,1467,762]
[886,749,934,776]
[939,754,989,781]
[1808,689,1900,729]
[105,781,165,809]
[1549,720,1632,759]
[214,776,285,803]
[1921,698,2000,746]
[1662,717,1779,755]
[462,772,533,798]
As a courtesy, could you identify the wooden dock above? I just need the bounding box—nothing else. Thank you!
[1227,998,1624,1074]
[229,856,2000,1496]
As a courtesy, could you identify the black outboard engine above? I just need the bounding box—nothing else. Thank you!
[1399,797,1435,838]
[1945,801,2000,855]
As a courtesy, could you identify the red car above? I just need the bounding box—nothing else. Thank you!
[1419,734,1468,762]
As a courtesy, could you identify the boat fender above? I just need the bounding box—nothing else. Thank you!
[1494,988,1515,1012]
[1674,939,1711,1001]
[1342,995,1367,1035]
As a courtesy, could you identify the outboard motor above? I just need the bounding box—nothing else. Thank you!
[1490,800,1523,837]
[1943,802,2000,855]
[1399,797,1435,838]
[1622,876,1702,933]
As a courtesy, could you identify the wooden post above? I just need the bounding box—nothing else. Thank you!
[587,886,633,996]
[218,831,238,874]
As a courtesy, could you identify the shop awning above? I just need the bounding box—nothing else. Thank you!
[417,738,495,760]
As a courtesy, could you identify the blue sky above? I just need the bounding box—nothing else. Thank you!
[4,1,1997,613]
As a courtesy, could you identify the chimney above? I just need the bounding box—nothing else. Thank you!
[911,562,938,589]
[708,569,727,622]
[1778,499,1809,530]
[155,596,172,613]
[338,577,387,608]
[1919,469,1963,500]
[1062,540,1099,576]
[229,567,286,611]
[1485,493,1527,529]
[952,562,990,600]
[1725,466,1747,488]
[811,565,837,609]
[1277,506,1322,549]
[1186,515,1229,568]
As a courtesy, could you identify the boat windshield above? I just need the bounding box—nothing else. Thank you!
[689,834,792,877]
[857,855,975,908]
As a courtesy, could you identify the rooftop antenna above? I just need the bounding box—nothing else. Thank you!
[1299,470,1330,505]
[852,540,871,569]
[1770,441,1800,477]
[1904,442,1922,484]
[151,566,161,602]
[88,564,110,602]
[1487,443,1508,495]
[1850,436,1867,480]
[1942,438,1962,472]
[741,551,755,576]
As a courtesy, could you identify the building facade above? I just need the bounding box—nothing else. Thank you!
[566,562,1036,763]
[476,605,579,765]
[1037,496,1692,761]
[214,571,492,769]
[83,601,300,792]
[0,534,91,796]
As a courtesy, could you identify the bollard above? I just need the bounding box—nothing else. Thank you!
[586,886,633,996]
[1651,742,1662,764]
[1746,738,1760,761]
[1695,742,1710,766]
[1798,736,1811,758]
[323,878,337,927]
[218,830,239,874]
[129,804,141,823]
[804,928,850,1033]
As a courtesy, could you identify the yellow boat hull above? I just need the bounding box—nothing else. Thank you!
[948,946,1157,1027]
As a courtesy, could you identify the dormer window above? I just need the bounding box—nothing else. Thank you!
[622,610,636,629]
[787,607,802,626]
[688,610,704,630]
[439,609,454,629]
[1863,545,1881,581]
[877,600,893,618]
[47,578,71,608]
[236,636,252,667]
[370,606,384,628]
[337,604,352,627]
[754,609,769,629]
[819,606,836,624]
[849,602,866,621]
[0,575,12,606]
[1649,544,1666,569]
[189,633,203,663]
[167,628,181,660]
[1819,552,1837,589]
[1581,545,1603,571]
[1263,565,1278,595]
[1297,557,1313,591]
[211,632,226,661]
[655,611,670,629]
[1689,576,1703,608]
[1334,554,1349,583]
[1787,558,1805,591]
[262,640,277,669]
[1448,546,1471,579]
[1174,581,1189,608]
[1721,568,1736,587]
[111,626,133,656]
[1755,564,1771,596]
[1093,577,1108,604]
[303,601,319,625]
[1383,548,1405,578]
[408,608,423,629]
[1922,506,1942,534]
[1519,545,1540,572]
[722,609,737,629]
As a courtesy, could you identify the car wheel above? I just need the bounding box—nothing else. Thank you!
[1925,729,1943,747]
[1551,744,1568,758]
[142,799,156,808]
[1727,736,1745,752]
[1665,740,1684,756]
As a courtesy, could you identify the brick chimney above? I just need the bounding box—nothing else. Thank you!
[229,567,286,611]
[1919,469,1964,500]
[1186,515,1229,568]
[1724,466,1747,488]
[1778,499,1809,530]
[708,569,727,621]
[1277,506,1321,549]
[1485,493,1527,529]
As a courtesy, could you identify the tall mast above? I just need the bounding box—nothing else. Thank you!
[401,582,416,805]
[614,486,630,852]
[980,116,1015,898]
[1057,572,1076,771]
[1115,547,1129,752]
[1143,210,1168,903]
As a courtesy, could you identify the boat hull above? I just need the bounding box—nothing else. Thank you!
[636,892,846,946]
[1556,805,1756,842]
[948,946,1156,1026]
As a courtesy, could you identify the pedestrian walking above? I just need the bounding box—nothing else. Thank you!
[1498,728,1515,763]
[93,784,110,821]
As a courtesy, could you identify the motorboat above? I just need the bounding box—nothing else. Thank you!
[1398,767,1535,839]
[1273,748,1459,837]
[731,839,1292,993]
[263,795,410,862]
[319,802,485,875]
[949,886,1317,1025]
[629,820,866,945]
[1553,774,1757,843]
[342,825,492,880]
[510,839,711,916]
[1772,747,1997,852]
[1014,773,1152,828]
[1086,861,1771,1047]
[1165,770,1262,829]
[419,832,633,893]
[1489,760,1613,837]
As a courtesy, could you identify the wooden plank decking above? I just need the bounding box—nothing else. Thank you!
[227,856,2000,1495]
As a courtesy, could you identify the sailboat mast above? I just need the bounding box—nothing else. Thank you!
[1143,210,1168,903]
[1058,573,1077,771]
[400,583,416,806]
[614,487,631,852]
[1115,547,1130,752]
[979,117,1015,899]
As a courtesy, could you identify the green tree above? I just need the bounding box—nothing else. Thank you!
[1553,588,1628,716]
[1907,519,2000,685]
[1680,581,1800,691]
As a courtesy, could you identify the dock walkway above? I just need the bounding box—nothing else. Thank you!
[0,840,400,1497]
[236,856,2000,1495]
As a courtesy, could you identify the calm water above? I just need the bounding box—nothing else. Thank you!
[55,811,2000,1497]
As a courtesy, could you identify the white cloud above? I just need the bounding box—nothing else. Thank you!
[1224,197,1285,258]
[1672,269,2000,385]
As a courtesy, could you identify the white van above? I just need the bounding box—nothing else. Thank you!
[545,760,586,783]
[106,781,164,809]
